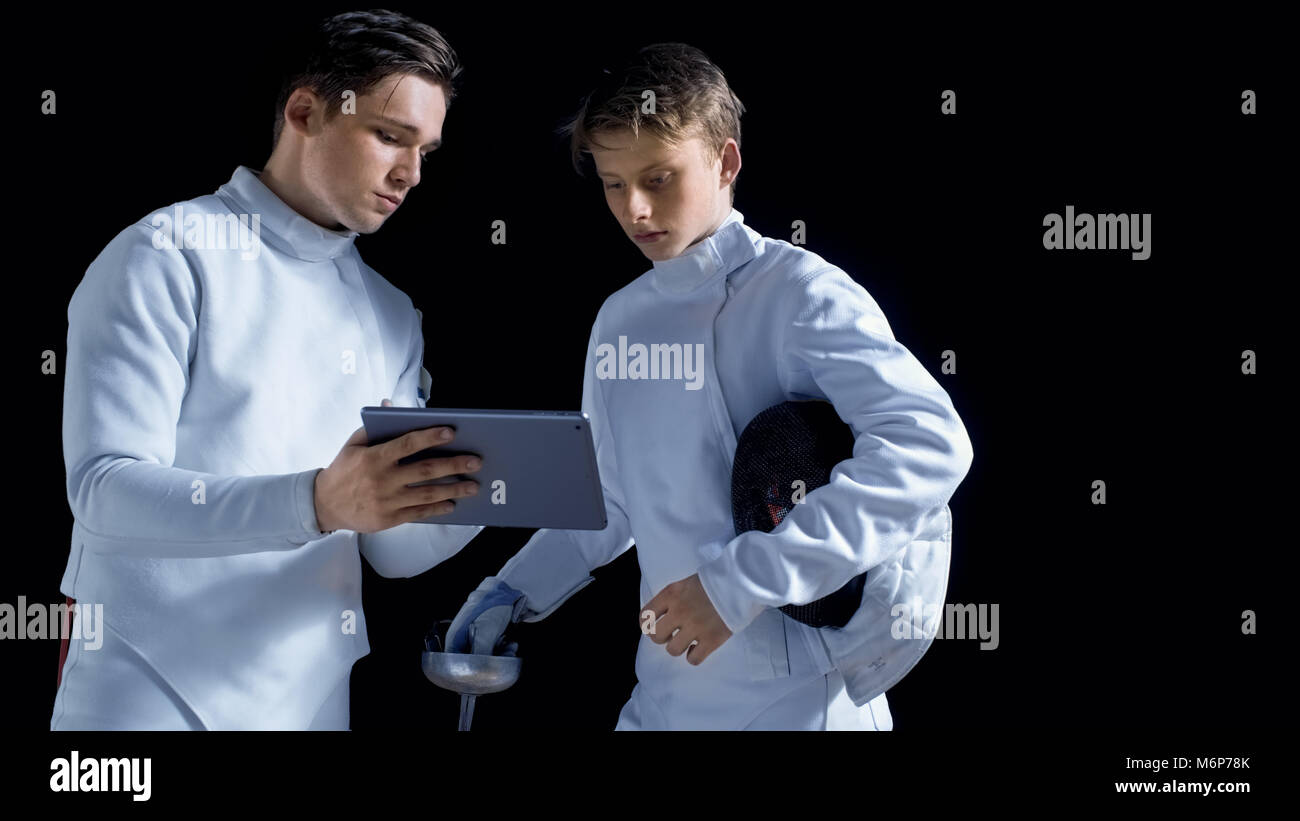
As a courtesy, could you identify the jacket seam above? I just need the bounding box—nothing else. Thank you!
[101,618,213,730]
[777,265,842,392]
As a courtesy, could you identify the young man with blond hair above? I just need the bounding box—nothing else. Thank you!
[449,43,974,730]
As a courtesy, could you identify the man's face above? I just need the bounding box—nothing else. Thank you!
[298,73,447,234]
[591,129,735,262]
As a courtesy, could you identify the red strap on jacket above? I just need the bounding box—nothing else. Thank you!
[56,596,75,689]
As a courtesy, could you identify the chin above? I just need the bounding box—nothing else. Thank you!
[348,215,383,234]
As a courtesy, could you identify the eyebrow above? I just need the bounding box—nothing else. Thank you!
[373,115,442,150]
[596,160,672,179]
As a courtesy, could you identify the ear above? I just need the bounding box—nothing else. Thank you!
[282,86,327,138]
[722,139,743,187]
[719,138,742,186]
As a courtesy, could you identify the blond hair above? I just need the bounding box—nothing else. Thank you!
[559,43,745,203]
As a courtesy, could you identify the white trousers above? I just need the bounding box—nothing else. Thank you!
[615,669,892,730]
[50,620,351,731]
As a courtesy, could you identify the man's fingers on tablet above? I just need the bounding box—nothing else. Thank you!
[427,502,455,517]
[383,425,454,462]
[400,454,480,485]
[421,426,455,448]
[435,480,479,500]
[406,500,455,522]
[400,479,478,508]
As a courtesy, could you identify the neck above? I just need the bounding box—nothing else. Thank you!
[686,199,734,251]
[259,150,346,232]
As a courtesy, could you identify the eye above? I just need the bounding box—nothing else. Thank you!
[377,130,398,144]
[604,181,622,191]
[649,176,667,184]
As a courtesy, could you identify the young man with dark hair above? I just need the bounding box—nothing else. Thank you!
[53,9,482,730]
[448,43,973,730]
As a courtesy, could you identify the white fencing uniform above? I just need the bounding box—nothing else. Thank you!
[492,209,973,730]
[54,166,482,730]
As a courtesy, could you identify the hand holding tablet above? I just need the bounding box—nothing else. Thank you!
[313,411,484,534]
[360,406,607,530]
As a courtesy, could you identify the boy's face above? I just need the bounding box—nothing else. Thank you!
[296,73,447,234]
[591,128,738,262]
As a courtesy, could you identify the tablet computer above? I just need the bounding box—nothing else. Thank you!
[359,406,607,530]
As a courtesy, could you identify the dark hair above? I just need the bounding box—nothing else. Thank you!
[271,9,462,147]
[559,43,745,203]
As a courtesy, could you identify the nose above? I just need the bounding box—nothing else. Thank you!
[623,186,651,226]
[391,149,421,190]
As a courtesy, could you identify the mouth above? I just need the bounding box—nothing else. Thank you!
[375,192,402,212]
[633,230,667,243]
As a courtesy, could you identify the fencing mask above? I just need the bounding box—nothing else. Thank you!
[732,399,867,629]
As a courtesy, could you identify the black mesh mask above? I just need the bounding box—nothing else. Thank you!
[732,400,867,629]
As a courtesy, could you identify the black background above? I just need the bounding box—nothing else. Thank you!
[4,3,1289,746]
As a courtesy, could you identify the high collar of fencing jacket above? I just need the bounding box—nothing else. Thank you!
[649,208,759,295]
[217,165,360,262]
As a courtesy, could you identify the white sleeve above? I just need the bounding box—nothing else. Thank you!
[63,221,329,557]
[359,304,483,577]
[360,521,482,578]
[696,266,974,634]
[496,322,636,621]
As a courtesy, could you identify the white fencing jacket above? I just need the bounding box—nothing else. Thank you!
[59,166,481,729]
[495,209,973,729]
